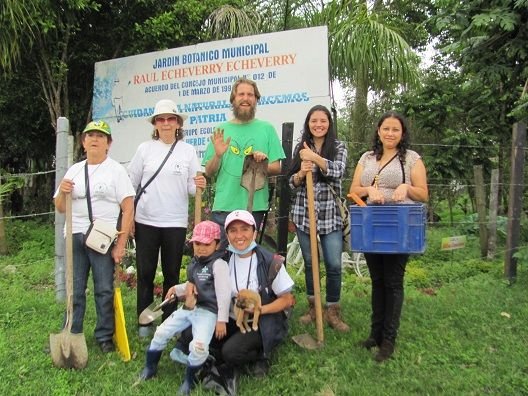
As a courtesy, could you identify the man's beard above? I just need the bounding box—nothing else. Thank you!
[232,102,256,122]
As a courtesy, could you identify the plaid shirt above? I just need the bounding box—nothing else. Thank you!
[289,140,347,235]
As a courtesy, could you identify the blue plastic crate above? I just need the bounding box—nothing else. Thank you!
[349,204,426,254]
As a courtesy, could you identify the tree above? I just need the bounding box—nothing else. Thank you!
[429,0,528,209]
[316,1,420,143]
[203,1,421,145]
[397,62,499,219]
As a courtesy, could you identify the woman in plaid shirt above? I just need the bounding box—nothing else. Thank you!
[288,105,349,332]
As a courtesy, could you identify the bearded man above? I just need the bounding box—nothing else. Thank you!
[203,78,285,246]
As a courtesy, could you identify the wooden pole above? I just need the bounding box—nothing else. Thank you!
[0,177,7,255]
[194,171,203,225]
[473,165,487,258]
[487,169,499,259]
[504,123,526,281]
[305,171,324,345]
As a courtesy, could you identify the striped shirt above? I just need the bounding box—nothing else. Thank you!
[289,140,348,235]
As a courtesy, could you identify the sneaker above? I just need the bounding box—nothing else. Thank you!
[169,347,188,365]
[99,340,115,353]
[138,325,154,338]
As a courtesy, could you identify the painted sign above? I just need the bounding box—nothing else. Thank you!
[441,235,467,251]
[92,26,330,164]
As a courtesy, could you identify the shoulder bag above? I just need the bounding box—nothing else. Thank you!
[327,184,350,247]
[84,162,119,254]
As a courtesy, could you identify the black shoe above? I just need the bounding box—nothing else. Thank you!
[358,337,378,350]
[374,339,395,362]
[99,340,115,353]
[248,359,270,378]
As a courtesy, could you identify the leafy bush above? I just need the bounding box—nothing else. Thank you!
[4,218,54,254]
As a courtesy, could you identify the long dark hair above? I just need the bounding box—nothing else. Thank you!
[288,105,336,178]
[372,111,410,163]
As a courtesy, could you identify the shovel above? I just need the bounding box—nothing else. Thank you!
[347,192,367,207]
[113,268,131,362]
[138,294,177,325]
[240,154,268,212]
[292,171,324,349]
[50,193,88,369]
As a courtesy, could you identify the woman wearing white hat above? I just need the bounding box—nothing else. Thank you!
[128,99,206,337]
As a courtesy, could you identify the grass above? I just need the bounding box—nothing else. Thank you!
[1,220,528,395]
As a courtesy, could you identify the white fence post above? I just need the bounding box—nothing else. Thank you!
[54,117,70,301]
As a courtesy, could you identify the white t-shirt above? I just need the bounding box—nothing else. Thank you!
[53,157,135,234]
[127,139,200,228]
[228,253,294,299]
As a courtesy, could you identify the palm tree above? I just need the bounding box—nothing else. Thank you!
[0,0,38,71]
[0,0,74,128]
[315,0,420,142]
[204,0,420,143]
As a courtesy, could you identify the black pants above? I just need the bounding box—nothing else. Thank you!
[178,317,263,367]
[364,253,409,343]
[135,222,186,322]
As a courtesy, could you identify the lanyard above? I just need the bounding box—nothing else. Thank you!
[233,254,253,292]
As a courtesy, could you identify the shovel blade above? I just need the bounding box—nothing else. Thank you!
[240,155,268,191]
[50,331,88,369]
[138,302,163,325]
[292,333,324,350]
[113,287,131,362]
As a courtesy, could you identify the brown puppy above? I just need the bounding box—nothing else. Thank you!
[234,289,262,333]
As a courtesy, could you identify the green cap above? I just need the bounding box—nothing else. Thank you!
[82,120,111,135]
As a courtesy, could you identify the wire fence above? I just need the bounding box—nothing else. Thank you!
[0,139,526,266]
[0,166,526,224]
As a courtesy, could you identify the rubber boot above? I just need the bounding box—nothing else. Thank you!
[219,364,239,396]
[138,349,163,381]
[374,339,395,362]
[178,364,202,395]
[324,303,350,332]
[299,296,316,324]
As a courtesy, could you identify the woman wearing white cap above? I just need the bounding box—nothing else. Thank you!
[172,210,295,395]
[128,99,206,337]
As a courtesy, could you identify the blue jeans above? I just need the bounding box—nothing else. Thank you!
[297,229,343,303]
[211,211,265,250]
[150,307,217,366]
[71,233,115,342]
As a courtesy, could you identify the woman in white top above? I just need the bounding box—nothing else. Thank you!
[54,120,135,353]
[128,99,206,337]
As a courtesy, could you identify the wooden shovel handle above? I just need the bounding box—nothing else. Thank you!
[194,172,203,225]
[347,192,367,207]
[65,193,74,331]
[305,171,324,344]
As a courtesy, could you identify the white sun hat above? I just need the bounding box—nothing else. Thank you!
[147,99,188,124]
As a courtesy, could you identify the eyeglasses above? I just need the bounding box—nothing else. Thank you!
[155,116,178,124]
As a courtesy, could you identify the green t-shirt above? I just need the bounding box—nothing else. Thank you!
[203,119,285,211]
